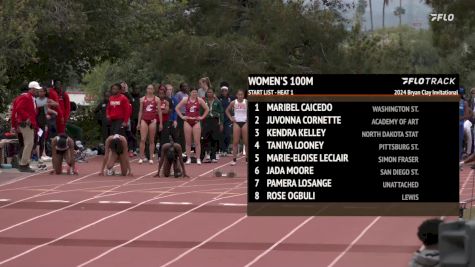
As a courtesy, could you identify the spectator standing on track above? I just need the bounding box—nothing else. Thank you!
[50,134,77,175]
[409,218,442,267]
[35,86,57,168]
[157,85,171,157]
[198,77,211,98]
[12,81,40,172]
[175,87,209,165]
[202,88,224,163]
[137,84,163,164]
[218,82,235,156]
[174,83,189,152]
[107,83,131,136]
[94,90,111,144]
[166,84,178,137]
[99,134,133,176]
[120,82,136,158]
[226,89,248,166]
[48,80,70,135]
[130,85,141,155]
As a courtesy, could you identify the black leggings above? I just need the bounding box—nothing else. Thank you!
[110,119,125,136]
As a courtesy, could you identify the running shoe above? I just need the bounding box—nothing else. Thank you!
[211,159,218,163]
[205,154,210,161]
[185,158,191,165]
[139,158,144,164]
[41,156,52,162]
[149,159,154,164]
[197,159,202,165]
[231,159,237,166]
[216,154,220,160]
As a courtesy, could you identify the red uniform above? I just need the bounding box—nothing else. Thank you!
[107,94,131,123]
[11,92,37,130]
[159,98,169,123]
[185,97,200,126]
[142,96,158,123]
[48,88,70,134]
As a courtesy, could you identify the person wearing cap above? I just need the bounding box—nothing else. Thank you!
[11,81,40,172]
[99,134,133,176]
[218,82,235,156]
[50,134,77,175]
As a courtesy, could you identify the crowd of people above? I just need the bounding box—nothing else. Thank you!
[9,80,71,172]
[93,78,248,169]
[8,77,248,175]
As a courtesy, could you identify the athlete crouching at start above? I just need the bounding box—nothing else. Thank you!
[99,134,133,176]
[50,134,77,175]
[154,134,189,178]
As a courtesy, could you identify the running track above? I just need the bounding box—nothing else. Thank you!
[0,157,468,267]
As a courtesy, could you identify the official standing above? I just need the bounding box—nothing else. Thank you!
[12,81,40,172]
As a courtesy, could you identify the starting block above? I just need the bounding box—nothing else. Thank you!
[214,169,236,178]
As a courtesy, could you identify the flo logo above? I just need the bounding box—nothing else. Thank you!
[430,14,454,22]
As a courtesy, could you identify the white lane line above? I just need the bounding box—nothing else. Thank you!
[160,202,192,205]
[243,217,314,267]
[0,170,156,235]
[76,193,246,267]
[0,156,99,188]
[0,157,242,265]
[220,203,246,206]
[0,199,10,202]
[35,200,70,203]
[326,216,381,267]
[460,170,473,194]
[98,201,131,204]
[160,215,248,267]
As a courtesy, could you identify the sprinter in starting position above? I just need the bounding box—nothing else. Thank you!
[50,134,77,175]
[99,134,133,176]
[154,134,188,178]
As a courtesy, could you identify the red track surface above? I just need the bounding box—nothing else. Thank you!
[0,157,469,267]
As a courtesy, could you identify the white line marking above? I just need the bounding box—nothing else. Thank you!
[76,193,246,267]
[0,157,242,265]
[35,200,70,203]
[0,156,99,187]
[98,201,131,204]
[220,203,246,206]
[0,199,10,202]
[160,202,192,205]
[244,217,314,267]
[160,215,248,267]
[0,170,155,235]
[326,216,381,267]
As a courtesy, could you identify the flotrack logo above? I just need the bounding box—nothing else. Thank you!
[430,13,454,22]
[402,77,456,85]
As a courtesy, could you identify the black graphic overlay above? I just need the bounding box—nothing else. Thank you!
[248,74,459,216]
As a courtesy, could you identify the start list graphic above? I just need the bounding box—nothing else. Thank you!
[247,74,459,216]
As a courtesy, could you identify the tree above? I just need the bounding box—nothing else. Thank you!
[369,0,374,31]
[0,0,37,112]
[382,0,390,28]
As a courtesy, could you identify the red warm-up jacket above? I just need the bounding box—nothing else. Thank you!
[11,92,37,129]
[106,94,131,123]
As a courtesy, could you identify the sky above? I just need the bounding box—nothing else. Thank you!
[343,0,433,30]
